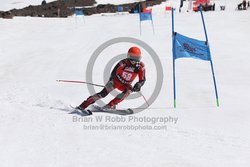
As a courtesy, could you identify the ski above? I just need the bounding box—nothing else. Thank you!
[69,105,93,116]
[91,105,134,115]
[68,105,134,116]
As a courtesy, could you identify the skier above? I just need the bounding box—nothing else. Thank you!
[76,46,146,112]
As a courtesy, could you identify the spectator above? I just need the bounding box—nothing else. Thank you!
[204,3,208,11]
[41,0,46,5]
[243,0,247,10]
[187,0,192,12]
[130,2,143,13]
[238,2,243,10]
[179,0,184,13]
[212,3,215,11]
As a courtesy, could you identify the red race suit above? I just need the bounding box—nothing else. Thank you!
[79,58,146,108]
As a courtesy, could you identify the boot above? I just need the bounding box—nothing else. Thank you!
[103,104,116,109]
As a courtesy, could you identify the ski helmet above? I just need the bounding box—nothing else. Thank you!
[127,46,141,61]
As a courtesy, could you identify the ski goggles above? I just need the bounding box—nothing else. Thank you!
[127,54,141,61]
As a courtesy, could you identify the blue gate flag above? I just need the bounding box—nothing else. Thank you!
[75,9,84,16]
[140,12,152,21]
[171,7,219,108]
[173,32,211,61]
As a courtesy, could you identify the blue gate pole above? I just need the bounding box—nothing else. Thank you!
[199,7,220,107]
[172,8,177,108]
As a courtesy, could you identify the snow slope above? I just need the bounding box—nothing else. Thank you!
[1,1,250,167]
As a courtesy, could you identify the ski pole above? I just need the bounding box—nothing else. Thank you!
[56,80,105,87]
[139,91,150,107]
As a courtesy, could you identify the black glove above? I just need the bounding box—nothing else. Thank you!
[132,82,142,92]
